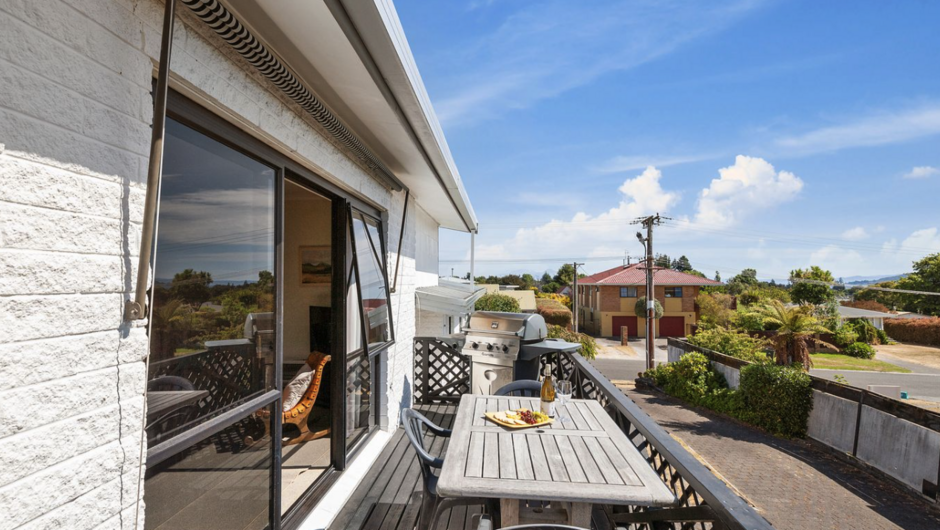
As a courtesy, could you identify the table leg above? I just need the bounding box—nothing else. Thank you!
[500,498,519,527]
[569,502,592,528]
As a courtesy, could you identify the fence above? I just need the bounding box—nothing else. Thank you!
[414,337,773,530]
[668,338,940,501]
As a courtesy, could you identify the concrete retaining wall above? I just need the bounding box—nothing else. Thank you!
[668,338,940,500]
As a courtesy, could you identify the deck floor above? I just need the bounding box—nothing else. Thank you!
[331,404,487,530]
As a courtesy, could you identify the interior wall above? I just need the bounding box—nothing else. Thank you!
[284,181,332,363]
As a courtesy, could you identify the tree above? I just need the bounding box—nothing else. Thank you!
[521,273,536,289]
[896,253,940,316]
[750,300,833,369]
[541,281,560,294]
[635,297,664,320]
[726,268,758,295]
[790,266,835,306]
[540,272,553,285]
[257,270,274,292]
[554,264,576,286]
[169,269,213,309]
[654,254,672,268]
[475,293,520,313]
[674,255,692,272]
[501,274,525,288]
[696,292,735,328]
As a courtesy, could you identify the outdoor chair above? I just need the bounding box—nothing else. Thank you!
[402,408,494,530]
[494,379,542,397]
[246,351,331,447]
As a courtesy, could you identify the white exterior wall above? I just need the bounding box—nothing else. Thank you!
[0,0,425,527]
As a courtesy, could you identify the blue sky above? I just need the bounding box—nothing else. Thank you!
[395,0,940,281]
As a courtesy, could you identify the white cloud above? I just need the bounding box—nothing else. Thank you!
[594,153,714,173]
[435,0,766,126]
[882,228,940,257]
[902,166,940,179]
[775,102,940,156]
[475,166,679,259]
[694,155,803,227]
[841,227,869,241]
[809,245,865,274]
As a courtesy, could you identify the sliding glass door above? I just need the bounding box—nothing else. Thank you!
[145,91,396,530]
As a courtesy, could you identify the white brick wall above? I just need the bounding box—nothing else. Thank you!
[0,0,429,528]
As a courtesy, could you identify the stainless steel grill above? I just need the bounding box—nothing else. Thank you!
[460,311,580,394]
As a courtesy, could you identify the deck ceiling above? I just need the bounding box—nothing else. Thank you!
[223,0,475,232]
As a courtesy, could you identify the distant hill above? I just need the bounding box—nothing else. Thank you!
[844,274,907,286]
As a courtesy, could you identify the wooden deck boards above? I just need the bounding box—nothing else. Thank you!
[332,404,485,530]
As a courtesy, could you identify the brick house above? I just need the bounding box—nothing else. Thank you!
[0,1,477,529]
[577,264,722,338]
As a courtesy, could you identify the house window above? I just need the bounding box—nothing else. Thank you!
[665,287,683,298]
[620,287,638,298]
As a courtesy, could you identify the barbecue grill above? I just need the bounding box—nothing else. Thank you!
[460,311,582,394]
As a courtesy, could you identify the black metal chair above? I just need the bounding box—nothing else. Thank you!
[494,379,542,397]
[476,516,587,530]
[402,408,493,530]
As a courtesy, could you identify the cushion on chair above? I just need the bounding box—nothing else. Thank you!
[282,364,313,412]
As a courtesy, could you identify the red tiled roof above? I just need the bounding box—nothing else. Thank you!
[578,263,722,286]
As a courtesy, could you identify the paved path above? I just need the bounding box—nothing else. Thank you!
[590,358,940,529]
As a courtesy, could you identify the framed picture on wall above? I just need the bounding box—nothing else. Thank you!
[299,246,331,285]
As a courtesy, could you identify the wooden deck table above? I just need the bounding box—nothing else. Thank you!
[437,394,676,528]
[146,390,208,426]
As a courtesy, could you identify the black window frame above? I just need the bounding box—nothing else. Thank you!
[665,287,683,298]
[145,89,393,530]
[620,286,638,298]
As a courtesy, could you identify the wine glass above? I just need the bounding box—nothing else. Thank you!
[555,380,573,424]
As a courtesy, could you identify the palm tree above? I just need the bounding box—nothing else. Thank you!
[750,300,834,369]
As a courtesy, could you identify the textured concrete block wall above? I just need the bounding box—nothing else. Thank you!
[806,391,857,454]
[855,406,940,492]
[1,0,415,526]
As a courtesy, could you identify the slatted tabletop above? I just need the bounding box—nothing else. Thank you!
[146,390,208,424]
[438,395,676,509]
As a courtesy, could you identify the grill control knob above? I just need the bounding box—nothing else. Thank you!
[501,344,509,353]
[486,343,494,351]
[471,342,479,349]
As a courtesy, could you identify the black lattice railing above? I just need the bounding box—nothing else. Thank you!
[414,337,772,530]
[414,337,469,403]
[149,342,258,419]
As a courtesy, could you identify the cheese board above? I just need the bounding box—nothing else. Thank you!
[484,408,554,429]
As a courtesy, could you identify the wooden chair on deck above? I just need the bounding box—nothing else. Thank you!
[246,351,331,446]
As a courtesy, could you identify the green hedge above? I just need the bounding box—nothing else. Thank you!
[647,352,813,438]
[736,364,813,438]
[547,325,598,360]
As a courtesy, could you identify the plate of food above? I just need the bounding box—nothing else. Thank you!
[484,408,554,429]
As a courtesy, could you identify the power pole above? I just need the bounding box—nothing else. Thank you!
[572,262,584,332]
[633,214,668,371]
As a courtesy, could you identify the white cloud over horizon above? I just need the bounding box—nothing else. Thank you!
[902,166,940,179]
[435,0,766,126]
[695,155,803,227]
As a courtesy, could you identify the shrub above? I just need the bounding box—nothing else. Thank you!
[833,325,859,348]
[475,293,521,313]
[647,352,728,404]
[547,325,598,360]
[737,291,761,306]
[842,342,876,359]
[635,297,664,319]
[733,309,765,331]
[687,327,771,364]
[884,317,940,346]
[536,298,572,328]
[737,363,813,438]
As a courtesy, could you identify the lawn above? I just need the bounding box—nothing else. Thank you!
[810,353,911,373]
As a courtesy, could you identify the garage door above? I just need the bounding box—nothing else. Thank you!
[611,316,638,338]
[659,316,685,337]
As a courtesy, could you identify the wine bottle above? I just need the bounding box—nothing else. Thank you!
[540,366,555,418]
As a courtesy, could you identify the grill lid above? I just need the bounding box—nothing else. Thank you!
[464,311,547,343]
